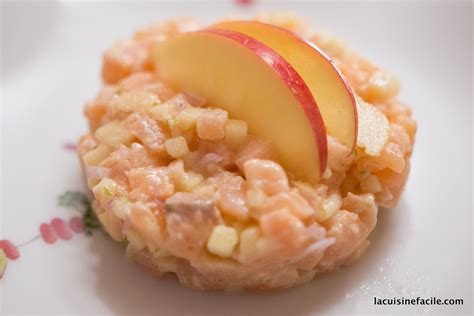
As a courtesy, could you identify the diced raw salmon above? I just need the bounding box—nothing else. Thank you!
[215,173,248,220]
[102,39,151,84]
[243,159,289,196]
[235,137,276,172]
[196,109,228,141]
[165,192,222,259]
[127,167,174,201]
[124,112,167,154]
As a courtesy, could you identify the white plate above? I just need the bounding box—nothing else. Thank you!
[1,1,472,315]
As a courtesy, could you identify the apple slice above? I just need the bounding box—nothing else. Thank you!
[356,97,389,156]
[213,20,357,151]
[153,29,327,183]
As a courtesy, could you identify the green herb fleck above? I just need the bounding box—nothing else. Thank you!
[168,117,179,125]
[151,101,161,107]
[103,187,113,197]
[121,196,130,203]
[58,191,90,211]
[58,191,101,235]
[83,206,101,236]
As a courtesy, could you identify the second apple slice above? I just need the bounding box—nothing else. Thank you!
[213,20,358,152]
[152,29,327,183]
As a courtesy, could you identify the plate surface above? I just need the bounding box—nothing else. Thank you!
[1,1,472,315]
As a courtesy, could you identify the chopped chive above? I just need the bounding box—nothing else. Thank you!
[103,187,113,197]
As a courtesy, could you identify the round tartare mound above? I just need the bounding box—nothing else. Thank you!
[78,15,416,291]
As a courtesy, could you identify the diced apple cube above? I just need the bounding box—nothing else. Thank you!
[111,198,131,220]
[192,183,215,196]
[165,136,189,158]
[207,225,239,258]
[94,178,119,199]
[152,248,178,273]
[168,160,204,192]
[225,119,248,147]
[112,91,161,112]
[360,174,382,193]
[246,187,268,208]
[178,171,204,192]
[238,226,260,262]
[94,120,135,147]
[321,168,333,179]
[126,229,146,251]
[82,145,112,166]
[168,119,195,144]
[175,108,203,130]
[97,210,124,242]
[148,103,175,122]
[316,193,342,222]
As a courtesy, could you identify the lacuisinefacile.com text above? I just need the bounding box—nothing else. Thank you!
[374,296,463,306]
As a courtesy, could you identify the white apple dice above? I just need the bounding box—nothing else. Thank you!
[213,20,358,151]
[153,29,328,183]
[207,225,239,258]
[94,120,135,147]
[82,144,112,166]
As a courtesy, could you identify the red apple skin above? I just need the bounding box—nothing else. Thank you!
[205,28,328,174]
[213,20,358,153]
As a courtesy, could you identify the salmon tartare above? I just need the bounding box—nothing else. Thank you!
[78,14,416,291]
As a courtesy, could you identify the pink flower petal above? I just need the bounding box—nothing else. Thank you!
[40,223,58,244]
[235,0,254,6]
[69,216,84,233]
[0,240,19,260]
[51,218,73,240]
[63,142,77,151]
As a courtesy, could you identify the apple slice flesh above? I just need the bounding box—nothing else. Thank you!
[356,97,389,156]
[153,29,327,183]
[213,21,357,151]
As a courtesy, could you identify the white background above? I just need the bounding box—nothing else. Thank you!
[1,1,472,315]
